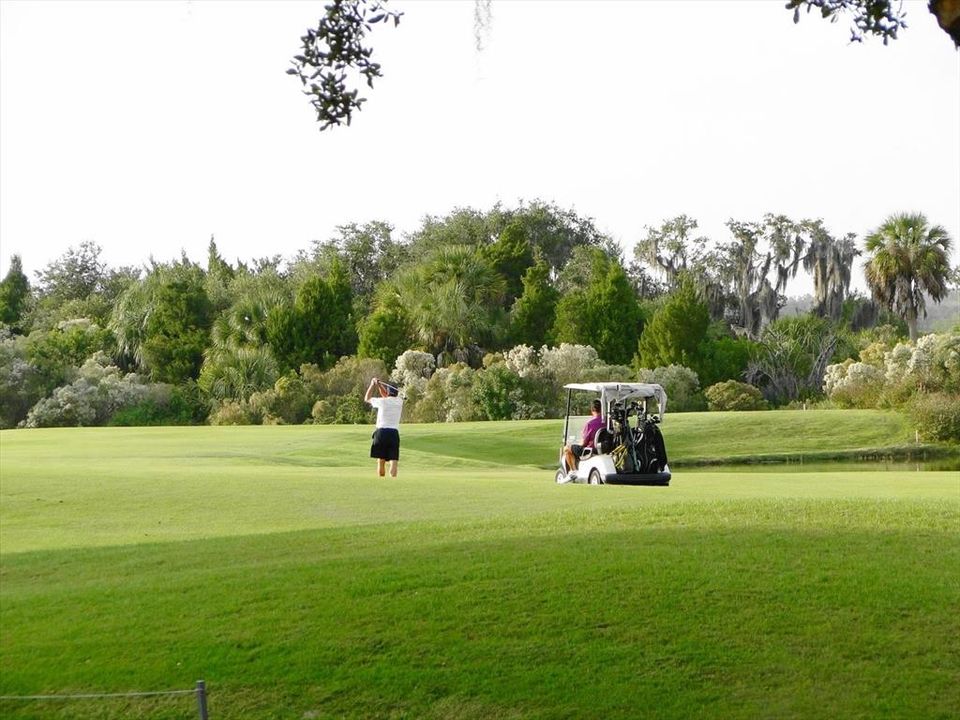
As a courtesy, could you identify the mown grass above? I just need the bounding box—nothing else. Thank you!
[1,411,958,719]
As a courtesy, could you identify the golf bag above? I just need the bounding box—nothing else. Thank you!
[634,421,668,473]
[609,405,635,473]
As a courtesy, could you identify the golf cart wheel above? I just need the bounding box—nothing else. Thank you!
[588,469,603,485]
[555,469,567,484]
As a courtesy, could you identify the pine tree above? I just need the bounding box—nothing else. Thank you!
[483,221,534,304]
[636,279,710,372]
[0,255,31,331]
[510,258,558,347]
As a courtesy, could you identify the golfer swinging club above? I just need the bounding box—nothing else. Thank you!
[364,377,403,477]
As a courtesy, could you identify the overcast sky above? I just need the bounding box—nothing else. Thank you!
[1,0,958,298]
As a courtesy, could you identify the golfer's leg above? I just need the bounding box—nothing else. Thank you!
[377,458,386,476]
[389,460,398,477]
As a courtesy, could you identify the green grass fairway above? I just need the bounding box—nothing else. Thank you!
[1,411,958,719]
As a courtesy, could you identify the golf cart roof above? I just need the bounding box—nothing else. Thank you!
[563,382,668,414]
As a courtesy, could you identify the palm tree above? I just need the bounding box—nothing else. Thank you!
[109,277,157,372]
[864,213,953,341]
[209,288,287,350]
[198,345,279,403]
[397,245,506,362]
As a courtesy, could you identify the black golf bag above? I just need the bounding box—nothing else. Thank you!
[634,421,668,473]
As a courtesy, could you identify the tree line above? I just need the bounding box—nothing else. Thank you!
[0,201,956,434]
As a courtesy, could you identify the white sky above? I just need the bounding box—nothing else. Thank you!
[1,0,958,298]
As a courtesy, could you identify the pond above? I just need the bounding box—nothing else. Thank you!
[680,457,960,473]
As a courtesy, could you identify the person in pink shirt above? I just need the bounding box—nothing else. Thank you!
[564,398,605,473]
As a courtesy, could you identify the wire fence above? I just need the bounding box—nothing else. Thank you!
[0,679,209,718]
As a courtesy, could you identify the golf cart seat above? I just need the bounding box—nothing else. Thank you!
[580,428,614,462]
[595,428,615,455]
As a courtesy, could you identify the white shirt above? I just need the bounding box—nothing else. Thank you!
[369,397,403,429]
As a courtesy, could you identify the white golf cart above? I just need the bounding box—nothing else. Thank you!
[556,382,671,486]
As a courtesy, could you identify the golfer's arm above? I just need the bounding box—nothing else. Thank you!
[364,380,377,402]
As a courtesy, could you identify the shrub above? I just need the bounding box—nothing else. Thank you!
[581,362,634,383]
[109,382,208,426]
[539,344,600,385]
[503,344,540,378]
[704,380,769,411]
[697,333,755,387]
[636,364,705,412]
[875,332,960,407]
[303,357,387,396]
[471,363,548,421]
[301,356,387,425]
[311,394,374,424]
[22,354,160,427]
[410,363,479,423]
[0,329,41,428]
[859,340,890,367]
[884,341,914,386]
[24,318,112,396]
[392,350,435,392]
[109,400,173,426]
[858,323,907,349]
[823,359,886,408]
[910,392,960,442]
[910,332,959,394]
[209,400,260,426]
[249,373,313,425]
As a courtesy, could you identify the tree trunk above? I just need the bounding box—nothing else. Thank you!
[906,307,919,342]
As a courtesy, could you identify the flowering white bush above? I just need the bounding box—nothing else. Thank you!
[823,360,850,396]
[504,344,540,378]
[22,354,162,427]
[942,336,960,390]
[539,344,600,385]
[907,333,938,380]
[583,363,634,383]
[0,329,40,428]
[858,341,889,368]
[440,364,481,422]
[823,359,886,408]
[911,332,960,392]
[410,363,479,423]
[884,342,914,386]
[880,332,960,397]
[636,364,703,412]
[392,350,435,394]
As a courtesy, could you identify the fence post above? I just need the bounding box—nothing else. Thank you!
[196,680,208,720]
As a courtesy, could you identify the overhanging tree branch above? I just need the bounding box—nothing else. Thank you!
[289,0,402,131]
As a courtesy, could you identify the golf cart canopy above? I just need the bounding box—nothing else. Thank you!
[563,382,668,415]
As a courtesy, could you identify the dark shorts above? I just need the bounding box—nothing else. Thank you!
[571,444,593,458]
[370,427,400,461]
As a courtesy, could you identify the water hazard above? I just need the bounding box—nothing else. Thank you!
[682,457,960,473]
